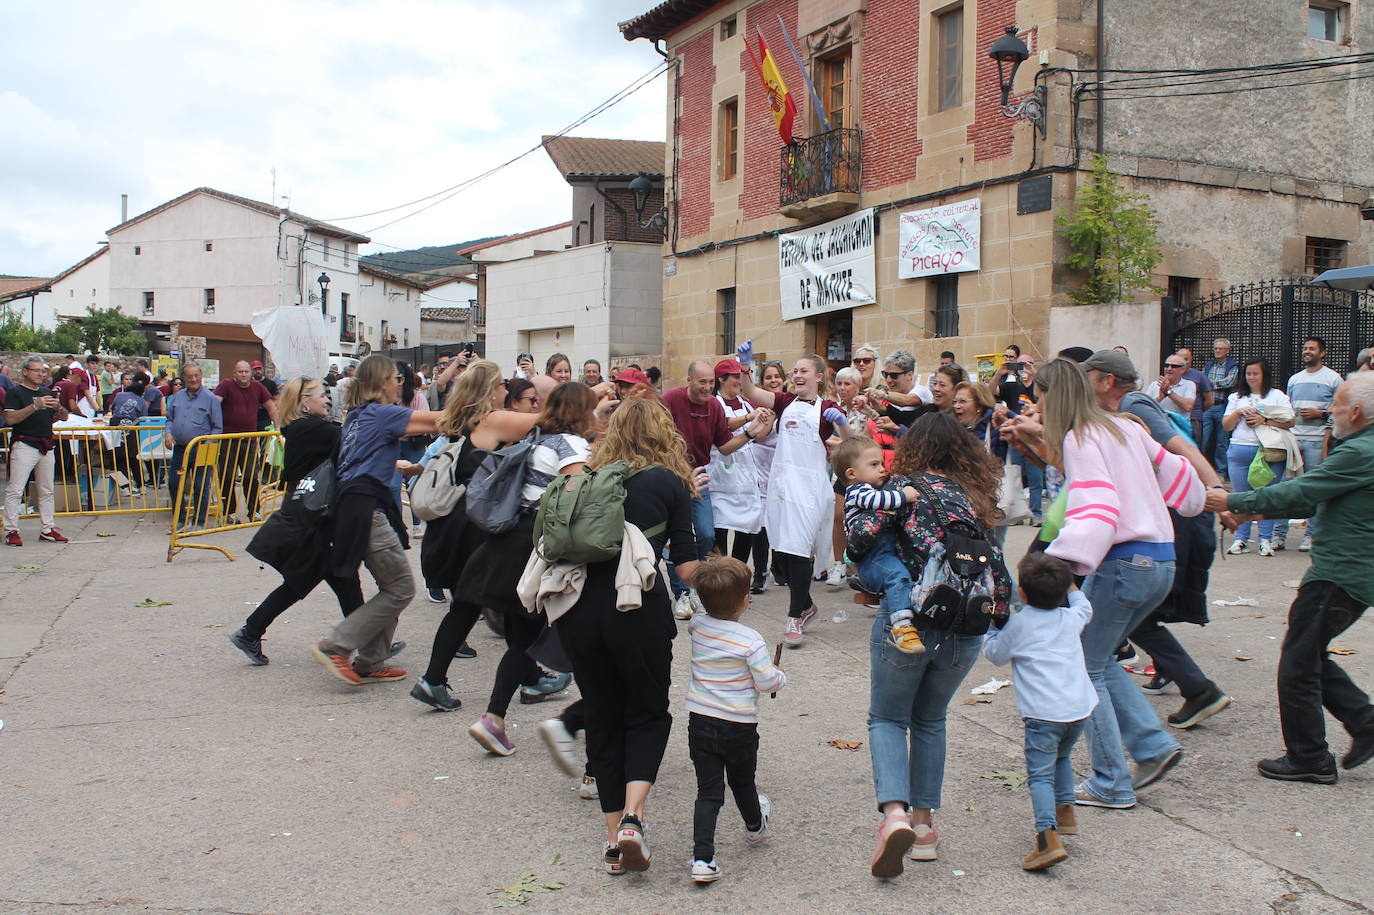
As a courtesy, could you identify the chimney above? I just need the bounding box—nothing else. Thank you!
[121,194,128,223]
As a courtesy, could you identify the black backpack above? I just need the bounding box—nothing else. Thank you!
[911,474,998,637]
[465,427,540,534]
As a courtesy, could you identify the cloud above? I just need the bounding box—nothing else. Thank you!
[1,0,666,274]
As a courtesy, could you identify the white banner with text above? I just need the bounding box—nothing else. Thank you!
[897,198,981,279]
[779,209,877,321]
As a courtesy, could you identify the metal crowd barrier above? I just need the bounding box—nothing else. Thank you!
[166,430,285,562]
[1,423,175,517]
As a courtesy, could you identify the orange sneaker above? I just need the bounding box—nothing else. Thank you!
[357,665,407,682]
[311,644,362,685]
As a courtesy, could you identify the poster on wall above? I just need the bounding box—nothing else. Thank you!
[897,198,981,279]
[198,359,220,387]
[779,209,877,321]
[151,356,180,381]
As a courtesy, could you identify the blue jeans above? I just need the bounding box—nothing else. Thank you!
[1080,556,1179,804]
[867,613,981,810]
[1201,403,1230,474]
[1226,443,1285,542]
[1025,718,1087,831]
[669,494,715,597]
[857,531,913,620]
[1010,448,1044,517]
[1273,439,1325,543]
[168,442,213,526]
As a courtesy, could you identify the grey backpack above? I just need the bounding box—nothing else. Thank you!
[465,427,540,534]
[409,435,468,522]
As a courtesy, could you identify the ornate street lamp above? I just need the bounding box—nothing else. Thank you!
[989,26,1046,138]
[317,272,331,314]
[628,173,668,235]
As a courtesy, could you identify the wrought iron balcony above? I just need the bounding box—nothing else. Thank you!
[779,127,862,219]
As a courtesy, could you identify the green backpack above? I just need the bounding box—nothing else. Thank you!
[532,461,666,564]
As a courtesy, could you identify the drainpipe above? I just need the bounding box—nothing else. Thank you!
[1096,0,1106,154]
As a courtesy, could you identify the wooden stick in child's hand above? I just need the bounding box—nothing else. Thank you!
[771,642,784,698]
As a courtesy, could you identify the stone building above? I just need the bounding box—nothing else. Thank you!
[619,0,1374,379]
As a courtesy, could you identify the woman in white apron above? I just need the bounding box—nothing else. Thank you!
[708,359,764,561]
[738,346,853,647]
[749,360,786,592]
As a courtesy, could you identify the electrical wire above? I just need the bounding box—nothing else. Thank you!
[320,61,670,230]
[1096,67,1374,102]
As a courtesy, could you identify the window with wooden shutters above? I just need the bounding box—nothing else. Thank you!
[720,98,739,179]
[936,5,964,111]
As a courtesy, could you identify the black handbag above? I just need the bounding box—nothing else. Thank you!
[290,457,337,524]
[912,474,998,637]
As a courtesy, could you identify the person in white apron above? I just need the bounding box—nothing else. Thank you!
[708,359,764,561]
[737,345,853,647]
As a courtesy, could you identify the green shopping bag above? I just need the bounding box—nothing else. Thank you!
[1247,448,1275,488]
[1038,488,1070,544]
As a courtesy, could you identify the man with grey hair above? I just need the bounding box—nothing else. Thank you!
[1202,338,1238,475]
[872,348,933,429]
[3,356,70,545]
[1205,373,1374,784]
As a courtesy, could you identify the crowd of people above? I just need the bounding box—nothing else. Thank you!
[7,334,1371,883]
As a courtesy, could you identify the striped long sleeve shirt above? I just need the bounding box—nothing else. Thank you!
[685,613,786,724]
[843,481,905,529]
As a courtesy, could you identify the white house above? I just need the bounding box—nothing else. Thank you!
[418,272,479,348]
[0,277,55,330]
[107,187,370,366]
[355,262,425,351]
[50,246,110,322]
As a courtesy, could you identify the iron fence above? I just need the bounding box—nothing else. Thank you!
[1167,280,1374,384]
[779,128,862,207]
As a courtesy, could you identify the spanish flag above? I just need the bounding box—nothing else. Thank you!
[745,30,797,144]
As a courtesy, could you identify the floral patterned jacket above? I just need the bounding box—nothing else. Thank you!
[847,471,1012,612]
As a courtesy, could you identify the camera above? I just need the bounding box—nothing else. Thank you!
[1004,361,1024,372]
[462,343,476,355]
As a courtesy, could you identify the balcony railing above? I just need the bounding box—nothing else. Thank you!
[779,127,862,217]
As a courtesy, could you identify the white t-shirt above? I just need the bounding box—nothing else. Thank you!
[521,432,591,505]
[1224,388,1292,446]
[1145,377,1197,416]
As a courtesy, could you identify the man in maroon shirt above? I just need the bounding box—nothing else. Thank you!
[213,360,276,520]
[662,359,770,610]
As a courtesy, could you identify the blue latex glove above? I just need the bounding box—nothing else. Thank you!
[823,406,847,425]
[736,340,753,367]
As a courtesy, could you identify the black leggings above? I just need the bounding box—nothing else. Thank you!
[713,529,757,564]
[752,528,771,582]
[244,575,364,640]
[423,597,482,685]
[778,552,814,617]
[486,608,547,718]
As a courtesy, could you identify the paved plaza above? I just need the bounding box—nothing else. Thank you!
[0,514,1370,914]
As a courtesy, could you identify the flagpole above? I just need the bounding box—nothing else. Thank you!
[776,14,831,133]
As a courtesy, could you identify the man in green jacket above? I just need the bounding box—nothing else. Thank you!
[1205,374,1374,784]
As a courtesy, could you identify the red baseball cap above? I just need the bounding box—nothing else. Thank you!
[251,360,264,369]
[615,368,650,386]
[714,358,742,378]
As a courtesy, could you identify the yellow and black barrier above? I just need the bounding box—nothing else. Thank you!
[166,429,285,562]
[2,423,177,516]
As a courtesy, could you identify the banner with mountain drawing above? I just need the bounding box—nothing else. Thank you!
[897,198,981,278]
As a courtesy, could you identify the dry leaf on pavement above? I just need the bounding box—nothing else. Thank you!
[827,738,863,751]
[1330,646,1357,656]
[963,697,993,705]
[1234,656,1254,661]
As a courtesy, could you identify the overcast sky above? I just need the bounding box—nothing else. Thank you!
[1,0,667,277]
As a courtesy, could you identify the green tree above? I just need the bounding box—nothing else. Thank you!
[76,306,146,355]
[1057,154,1163,306]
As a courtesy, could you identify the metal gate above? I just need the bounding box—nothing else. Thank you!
[1167,280,1374,383]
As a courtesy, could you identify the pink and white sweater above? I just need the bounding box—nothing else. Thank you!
[1046,418,1205,575]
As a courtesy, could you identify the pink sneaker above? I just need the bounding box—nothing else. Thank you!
[784,617,804,647]
[469,713,515,756]
[908,822,939,860]
[870,816,915,878]
[798,603,819,630]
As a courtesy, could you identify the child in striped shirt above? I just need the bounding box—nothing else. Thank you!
[685,557,786,885]
[834,437,924,655]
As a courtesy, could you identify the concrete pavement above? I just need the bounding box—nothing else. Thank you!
[0,513,1370,913]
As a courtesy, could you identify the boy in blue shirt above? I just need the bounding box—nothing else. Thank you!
[984,552,1096,870]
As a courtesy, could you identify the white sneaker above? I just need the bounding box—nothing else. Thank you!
[826,561,846,587]
[538,718,580,776]
[1258,539,1276,557]
[1227,540,1249,555]
[1299,532,1312,552]
[784,617,804,647]
[578,775,599,799]
[673,592,695,620]
[745,794,771,845]
[689,589,706,615]
[411,523,423,539]
[691,859,721,883]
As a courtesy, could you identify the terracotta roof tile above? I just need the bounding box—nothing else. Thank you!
[541,136,665,179]
[619,0,721,41]
[0,277,50,299]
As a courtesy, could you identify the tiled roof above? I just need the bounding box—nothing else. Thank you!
[108,187,370,243]
[0,277,50,299]
[457,223,572,256]
[542,135,665,179]
[359,261,430,289]
[619,0,721,41]
[420,307,472,321]
[51,247,109,285]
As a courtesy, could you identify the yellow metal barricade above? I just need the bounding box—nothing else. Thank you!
[2,423,177,517]
[166,430,285,561]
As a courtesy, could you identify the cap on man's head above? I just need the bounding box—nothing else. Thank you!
[615,368,650,386]
[714,358,742,378]
[251,360,264,369]
[1058,346,1095,363]
[1082,349,1137,383]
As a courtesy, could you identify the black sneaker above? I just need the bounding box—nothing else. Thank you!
[410,677,461,712]
[228,627,269,665]
[520,671,572,704]
[385,640,406,660]
[1114,642,1137,666]
[1168,683,1231,729]
[750,578,766,595]
[455,642,477,660]
[1143,674,1175,694]
[1257,754,1337,784]
[1342,726,1374,770]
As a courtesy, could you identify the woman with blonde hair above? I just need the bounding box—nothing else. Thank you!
[1012,359,1204,809]
[554,397,706,875]
[234,375,362,664]
[408,360,542,711]
[310,355,445,687]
